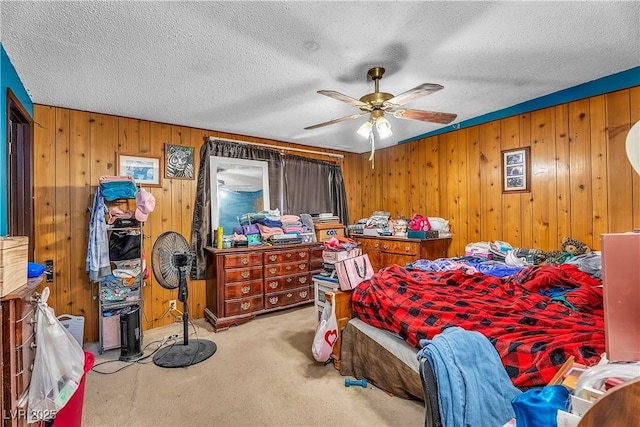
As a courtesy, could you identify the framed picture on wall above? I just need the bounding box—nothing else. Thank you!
[165,144,195,180]
[502,147,531,193]
[117,153,162,187]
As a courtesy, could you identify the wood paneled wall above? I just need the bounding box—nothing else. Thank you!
[32,105,343,343]
[343,86,640,258]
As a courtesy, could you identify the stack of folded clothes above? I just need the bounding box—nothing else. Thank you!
[99,175,137,201]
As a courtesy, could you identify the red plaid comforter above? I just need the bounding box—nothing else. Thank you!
[351,263,605,386]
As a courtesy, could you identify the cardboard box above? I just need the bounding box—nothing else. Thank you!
[314,222,346,242]
[0,236,28,297]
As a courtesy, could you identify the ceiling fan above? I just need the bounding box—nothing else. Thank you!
[304,67,457,139]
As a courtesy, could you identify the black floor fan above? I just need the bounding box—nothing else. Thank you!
[151,231,217,367]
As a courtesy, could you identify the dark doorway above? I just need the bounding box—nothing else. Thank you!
[6,89,34,260]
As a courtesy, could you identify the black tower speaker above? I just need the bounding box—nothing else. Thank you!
[119,305,142,361]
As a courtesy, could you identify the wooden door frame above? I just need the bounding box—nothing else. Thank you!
[6,89,35,260]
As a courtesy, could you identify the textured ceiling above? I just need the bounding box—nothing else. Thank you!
[2,1,639,154]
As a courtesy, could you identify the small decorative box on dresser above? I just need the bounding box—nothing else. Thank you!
[351,235,451,272]
[1,276,42,427]
[205,243,323,331]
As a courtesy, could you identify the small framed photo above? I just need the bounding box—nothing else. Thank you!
[117,153,162,187]
[502,147,531,193]
[165,144,195,180]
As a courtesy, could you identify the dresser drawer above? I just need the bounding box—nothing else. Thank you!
[264,273,310,293]
[225,295,264,317]
[264,249,309,265]
[264,287,310,309]
[224,266,263,283]
[224,253,262,269]
[356,237,381,251]
[380,240,419,256]
[224,280,263,300]
[264,261,308,278]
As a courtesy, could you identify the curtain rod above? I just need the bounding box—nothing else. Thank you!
[207,136,344,159]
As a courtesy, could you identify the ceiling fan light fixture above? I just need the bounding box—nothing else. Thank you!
[376,116,392,139]
[357,120,373,138]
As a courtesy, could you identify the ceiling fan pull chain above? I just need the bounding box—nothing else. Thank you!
[369,130,376,169]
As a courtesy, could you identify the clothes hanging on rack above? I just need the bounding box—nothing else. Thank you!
[86,187,111,281]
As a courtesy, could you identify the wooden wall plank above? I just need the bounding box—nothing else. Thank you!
[466,127,481,245]
[568,99,594,245]
[500,116,522,247]
[555,104,571,247]
[408,141,421,216]
[457,129,469,256]
[519,113,534,248]
[425,136,440,216]
[445,131,461,254]
[54,108,71,312]
[118,117,140,153]
[606,90,633,232]
[478,121,502,243]
[530,108,557,250]
[69,110,94,342]
[590,95,608,249]
[33,106,56,298]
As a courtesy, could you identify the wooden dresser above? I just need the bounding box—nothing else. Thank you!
[351,235,451,272]
[1,277,42,427]
[205,243,323,331]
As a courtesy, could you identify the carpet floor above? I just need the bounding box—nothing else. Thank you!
[81,305,424,426]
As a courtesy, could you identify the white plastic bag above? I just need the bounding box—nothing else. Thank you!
[312,296,338,362]
[28,287,85,423]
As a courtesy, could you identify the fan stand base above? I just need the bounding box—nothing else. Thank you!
[152,339,217,368]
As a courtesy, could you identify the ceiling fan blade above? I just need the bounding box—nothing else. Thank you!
[317,90,369,109]
[383,83,444,107]
[304,113,367,130]
[390,108,457,124]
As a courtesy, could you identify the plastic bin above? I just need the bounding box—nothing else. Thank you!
[52,351,95,427]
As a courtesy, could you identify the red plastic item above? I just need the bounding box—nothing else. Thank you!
[52,351,95,427]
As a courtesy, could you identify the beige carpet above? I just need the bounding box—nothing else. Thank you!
[82,305,424,427]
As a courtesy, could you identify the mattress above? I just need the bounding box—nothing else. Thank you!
[339,318,424,401]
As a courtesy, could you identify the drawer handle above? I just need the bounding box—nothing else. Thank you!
[374,243,379,248]
[300,290,308,298]
[298,263,306,270]
[299,277,307,284]
[269,296,279,305]
[269,281,278,289]
[286,253,292,258]
[286,293,292,298]
[285,265,293,271]
[405,246,410,252]
[241,286,250,294]
[299,252,306,258]
[269,267,277,274]
[241,302,250,310]
[241,257,249,265]
[383,244,388,250]
[286,278,292,283]
[269,255,277,262]
[241,271,250,279]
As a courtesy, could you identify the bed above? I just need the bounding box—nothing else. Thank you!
[339,261,605,398]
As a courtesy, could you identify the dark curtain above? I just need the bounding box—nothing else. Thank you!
[283,154,349,226]
[190,139,282,279]
[191,139,348,280]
